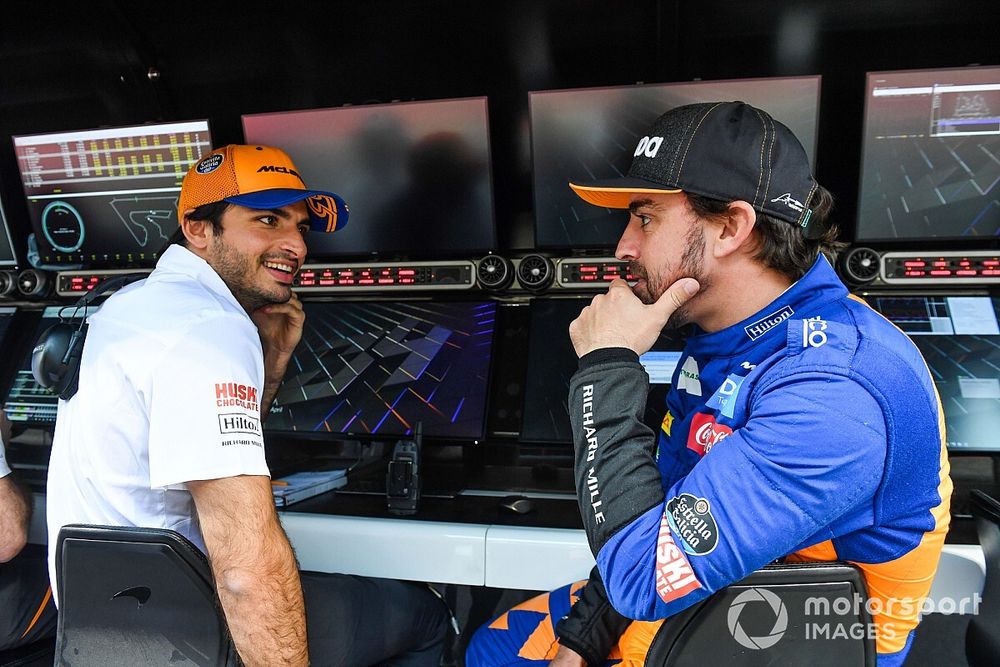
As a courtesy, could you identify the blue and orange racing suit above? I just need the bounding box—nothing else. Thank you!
[467,256,951,667]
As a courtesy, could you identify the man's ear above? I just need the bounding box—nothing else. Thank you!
[180,210,212,250]
[709,200,757,259]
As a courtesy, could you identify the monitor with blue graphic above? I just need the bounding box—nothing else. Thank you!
[265,300,496,442]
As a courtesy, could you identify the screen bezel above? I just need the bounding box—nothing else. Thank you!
[241,97,499,261]
[11,119,213,269]
[854,65,1000,245]
[527,75,823,252]
[0,195,17,268]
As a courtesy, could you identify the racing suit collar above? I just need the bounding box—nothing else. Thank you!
[684,255,848,358]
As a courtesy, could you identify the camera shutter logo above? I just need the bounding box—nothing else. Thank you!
[727,587,788,650]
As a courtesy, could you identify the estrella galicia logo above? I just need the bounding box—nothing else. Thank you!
[196,153,224,174]
[727,587,788,650]
[666,493,718,555]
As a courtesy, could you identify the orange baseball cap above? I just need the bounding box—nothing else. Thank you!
[178,144,348,233]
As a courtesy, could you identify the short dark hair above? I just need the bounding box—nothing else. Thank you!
[687,186,844,281]
[167,200,231,249]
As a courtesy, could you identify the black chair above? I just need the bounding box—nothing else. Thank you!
[645,561,875,666]
[54,524,240,667]
[966,490,1000,667]
[0,638,55,667]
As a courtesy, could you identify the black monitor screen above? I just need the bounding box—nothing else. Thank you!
[520,298,684,443]
[529,76,821,250]
[0,195,16,267]
[243,98,496,259]
[857,66,1000,242]
[2,306,92,425]
[12,121,213,267]
[0,307,15,350]
[870,294,1000,452]
[265,300,496,441]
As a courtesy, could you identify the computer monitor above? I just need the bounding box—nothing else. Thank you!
[0,307,18,401]
[0,306,15,348]
[2,306,93,425]
[870,294,1000,452]
[12,120,213,267]
[856,66,1000,242]
[529,76,822,250]
[0,194,17,267]
[265,300,496,441]
[243,98,497,259]
[520,298,685,444]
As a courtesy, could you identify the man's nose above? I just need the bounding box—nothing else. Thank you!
[282,226,307,262]
[615,218,640,261]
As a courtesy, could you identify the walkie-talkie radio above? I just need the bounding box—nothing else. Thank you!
[387,422,422,515]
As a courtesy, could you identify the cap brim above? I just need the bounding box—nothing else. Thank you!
[225,188,349,233]
[569,178,682,209]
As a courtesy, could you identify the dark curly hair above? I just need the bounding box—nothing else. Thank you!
[164,200,231,251]
[686,185,845,281]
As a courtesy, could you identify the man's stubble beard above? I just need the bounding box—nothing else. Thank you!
[630,221,709,330]
[210,234,291,312]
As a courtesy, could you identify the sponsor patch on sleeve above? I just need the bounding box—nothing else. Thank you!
[214,381,263,448]
[666,493,719,555]
[656,512,702,603]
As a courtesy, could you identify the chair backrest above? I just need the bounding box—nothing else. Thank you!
[644,561,875,667]
[0,638,55,667]
[966,490,1000,667]
[54,524,239,667]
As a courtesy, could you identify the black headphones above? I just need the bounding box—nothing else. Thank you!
[31,274,146,400]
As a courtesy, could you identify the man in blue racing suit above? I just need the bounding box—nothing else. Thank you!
[467,102,951,667]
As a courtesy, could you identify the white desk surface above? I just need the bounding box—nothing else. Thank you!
[31,492,986,608]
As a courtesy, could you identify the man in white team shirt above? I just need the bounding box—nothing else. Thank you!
[46,145,447,666]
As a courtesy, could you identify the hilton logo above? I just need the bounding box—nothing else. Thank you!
[743,305,795,341]
[218,413,262,436]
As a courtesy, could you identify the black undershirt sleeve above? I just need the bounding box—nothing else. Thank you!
[554,566,632,667]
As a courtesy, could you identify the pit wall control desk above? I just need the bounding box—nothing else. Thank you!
[28,491,985,611]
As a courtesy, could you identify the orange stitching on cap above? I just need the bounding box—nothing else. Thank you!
[675,102,725,182]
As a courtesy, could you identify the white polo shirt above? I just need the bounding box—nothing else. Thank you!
[46,245,270,596]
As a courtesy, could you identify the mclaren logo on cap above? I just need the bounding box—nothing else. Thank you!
[307,195,343,232]
[634,136,664,158]
[196,154,224,174]
[257,165,301,178]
